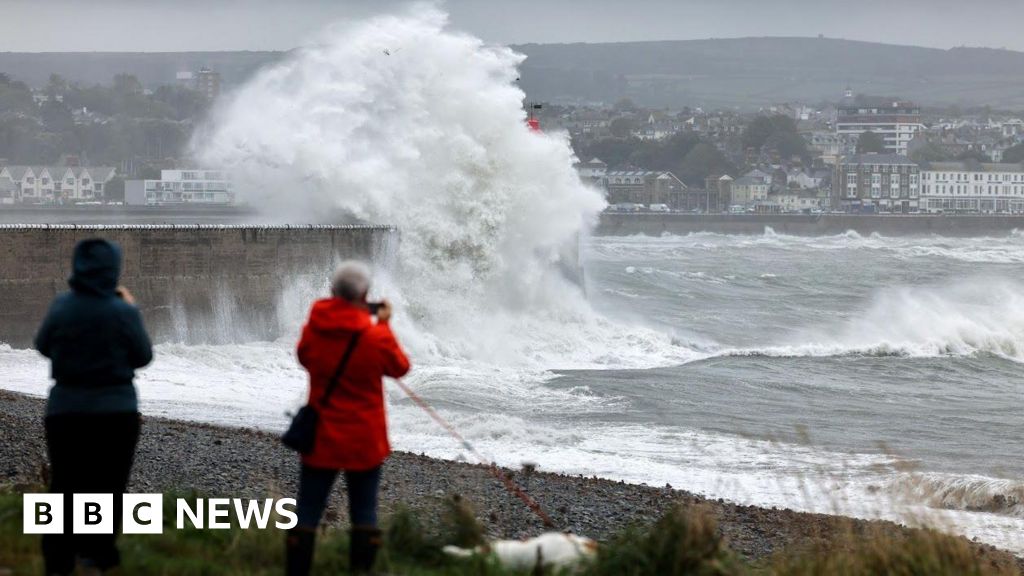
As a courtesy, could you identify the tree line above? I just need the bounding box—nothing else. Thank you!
[0,72,209,173]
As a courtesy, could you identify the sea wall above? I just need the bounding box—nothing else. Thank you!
[596,213,1024,237]
[0,225,396,348]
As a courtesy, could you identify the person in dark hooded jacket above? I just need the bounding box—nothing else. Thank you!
[35,238,153,575]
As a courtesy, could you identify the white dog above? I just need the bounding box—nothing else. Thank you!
[442,532,598,571]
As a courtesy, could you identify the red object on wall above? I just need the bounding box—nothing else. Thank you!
[527,118,541,132]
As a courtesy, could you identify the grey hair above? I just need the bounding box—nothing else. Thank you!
[331,261,372,302]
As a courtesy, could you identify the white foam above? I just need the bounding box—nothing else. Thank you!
[195,4,692,375]
[723,279,1024,362]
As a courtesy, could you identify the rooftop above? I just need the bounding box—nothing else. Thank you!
[842,153,917,166]
[922,161,1024,173]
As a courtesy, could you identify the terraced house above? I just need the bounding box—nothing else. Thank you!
[0,165,116,204]
[834,153,920,213]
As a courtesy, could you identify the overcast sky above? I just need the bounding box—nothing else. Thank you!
[4,0,1024,52]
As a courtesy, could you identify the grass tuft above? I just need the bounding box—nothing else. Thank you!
[581,504,742,576]
[772,526,1022,576]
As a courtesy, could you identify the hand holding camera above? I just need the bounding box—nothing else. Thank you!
[367,300,392,322]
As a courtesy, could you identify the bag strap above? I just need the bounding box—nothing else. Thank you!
[317,330,363,408]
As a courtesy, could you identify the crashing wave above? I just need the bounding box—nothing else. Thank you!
[887,474,1024,518]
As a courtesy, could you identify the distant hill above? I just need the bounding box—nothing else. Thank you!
[3,37,1024,109]
[513,37,1024,109]
[0,51,283,90]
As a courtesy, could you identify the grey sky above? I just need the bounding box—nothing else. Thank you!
[3,0,1024,52]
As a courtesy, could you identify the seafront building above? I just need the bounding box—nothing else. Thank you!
[604,170,688,206]
[0,165,116,204]
[835,153,921,213]
[124,169,234,206]
[729,169,771,206]
[834,92,924,156]
[919,161,1024,213]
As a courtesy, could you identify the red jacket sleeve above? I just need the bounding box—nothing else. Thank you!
[377,322,411,378]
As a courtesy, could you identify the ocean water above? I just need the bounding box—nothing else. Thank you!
[3,230,1023,554]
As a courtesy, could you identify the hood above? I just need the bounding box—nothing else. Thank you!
[68,238,122,296]
[307,298,373,335]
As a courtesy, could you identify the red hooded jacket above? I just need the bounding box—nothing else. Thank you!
[297,298,411,470]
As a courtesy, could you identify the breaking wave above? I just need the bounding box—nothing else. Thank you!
[887,474,1024,518]
[195,4,693,372]
[714,279,1024,362]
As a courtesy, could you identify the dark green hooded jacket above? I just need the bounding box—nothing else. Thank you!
[35,239,153,416]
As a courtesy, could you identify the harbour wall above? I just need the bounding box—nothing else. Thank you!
[0,225,396,348]
[596,213,1024,237]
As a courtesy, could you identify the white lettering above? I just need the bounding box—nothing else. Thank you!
[176,499,203,529]
[274,498,298,530]
[232,499,273,530]
[207,498,231,529]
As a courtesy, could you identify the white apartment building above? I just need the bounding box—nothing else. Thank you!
[0,165,116,203]
[835,95,924,156]
[920,161,1024,213]
[125,169,234,205]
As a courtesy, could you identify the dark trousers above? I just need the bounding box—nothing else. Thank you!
[42,412,141,575]
[295,465,382,529]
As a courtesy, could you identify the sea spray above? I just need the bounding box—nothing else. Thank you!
[721,278,1024,362]
[194,4,690,370]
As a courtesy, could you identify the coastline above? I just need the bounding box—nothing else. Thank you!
[596,212,1024,237]
[1,390,1019,567]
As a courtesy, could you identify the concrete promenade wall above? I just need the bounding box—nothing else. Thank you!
[0,225,396,348]
[596,213,1024,237]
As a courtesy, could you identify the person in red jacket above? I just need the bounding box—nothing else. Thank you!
[286,261,410,575]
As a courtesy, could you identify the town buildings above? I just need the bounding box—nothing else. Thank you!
[0,165,116,204]
[729,169,771,207]
[576,158,608,187]
[574,158,688,206]
[124,169,234,205]
[919,161,1024,213]
[195,68,221,100]
[835,92,924,156]
[834,153,920,213]
[604,170,687,206]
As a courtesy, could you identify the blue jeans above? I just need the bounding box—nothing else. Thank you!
[296,465,382,529]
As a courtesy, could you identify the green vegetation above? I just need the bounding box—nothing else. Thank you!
[855,131,885,155]
[742,115,809,162]
[0,72,208,170]
[1002,143,1024,164]
[574,132,736,186]
[0,490,1019,575]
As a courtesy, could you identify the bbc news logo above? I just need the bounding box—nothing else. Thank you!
[23,494,297,534]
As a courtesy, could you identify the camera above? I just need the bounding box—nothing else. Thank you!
[367,301,384,315]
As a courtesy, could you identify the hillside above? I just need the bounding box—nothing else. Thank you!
[4,37,1024,108]
[0,51,283,90]
[514,37,1024,109]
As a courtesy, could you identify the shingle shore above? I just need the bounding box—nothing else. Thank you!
[0,390,1018,567]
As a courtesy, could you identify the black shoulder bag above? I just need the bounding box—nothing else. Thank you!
[282,331,363,454]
